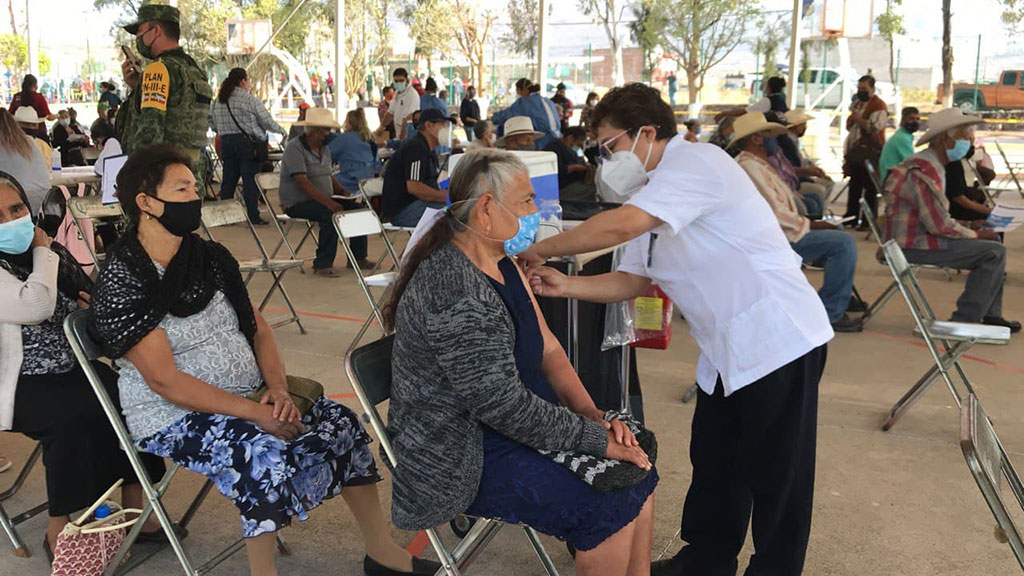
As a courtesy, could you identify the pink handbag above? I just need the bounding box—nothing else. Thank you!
[50,479,141,576]
[54,183,96,275]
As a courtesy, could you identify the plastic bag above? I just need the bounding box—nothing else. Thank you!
[630,285,673,350]
[602,246,636,351]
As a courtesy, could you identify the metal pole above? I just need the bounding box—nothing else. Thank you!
[787,0,802,110]
[537,0,548,87]
[245,0,311,72]
[895,48,901,85]
[26,0,38,77]
[335,0,346,121]
[588,43,592,87]
[491,43,496,99]
[973,34,981,112]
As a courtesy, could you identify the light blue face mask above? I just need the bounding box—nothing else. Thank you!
[503,210,541,256]
[394,81,407,93]
[0,215,35,255]
[947,139,972,162]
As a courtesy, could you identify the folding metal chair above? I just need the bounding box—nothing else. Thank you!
[993,141,1024,200]
[345,336,561,576]
[255,172,318,264]
[966,159,1016,206]
[202,197,307,334]
[879,240,1011,431]
[332,210,402,354]
[63,310,290,575]
[0,443,47,557]
[67,194,127,273]
[960,393,1024,571]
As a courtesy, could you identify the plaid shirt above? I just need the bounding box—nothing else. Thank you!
[736,151,810,243]
[209,88,285,141]
[882,148,977,251]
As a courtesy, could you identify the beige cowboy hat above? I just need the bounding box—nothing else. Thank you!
[727,112,787,149]
[496,116,543,147]
[784,108,815,127]
[13,106,42,124]
[292,107,341,130]
[916,107,983,146]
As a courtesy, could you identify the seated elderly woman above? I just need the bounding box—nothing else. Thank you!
[0,172,166,562]
[384,148,658,576]
[90,145,439,576]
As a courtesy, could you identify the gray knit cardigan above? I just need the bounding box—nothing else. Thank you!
[387,242,609,530]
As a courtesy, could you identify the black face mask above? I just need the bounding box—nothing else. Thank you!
[904,121,920,134]
[146,197,202,237]
[856,90,870,102]
[467,92,475,99]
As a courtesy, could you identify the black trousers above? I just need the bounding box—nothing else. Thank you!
[677,345,827,576]
[844,163,876,221]
[11,362,166,517]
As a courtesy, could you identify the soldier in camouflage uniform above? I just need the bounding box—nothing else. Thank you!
[117,1,213,196]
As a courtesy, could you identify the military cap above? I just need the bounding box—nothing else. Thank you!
[123,0,180,35]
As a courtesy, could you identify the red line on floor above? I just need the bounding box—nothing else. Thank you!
[328,392,357,400]
[864,329,1024,375]
[263,307,370,324]
[405,530,430,557]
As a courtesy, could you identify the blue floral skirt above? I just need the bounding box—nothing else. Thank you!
[139,396,380,538]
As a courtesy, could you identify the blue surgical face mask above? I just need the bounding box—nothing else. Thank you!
[0,215,35,255]
[947,139,972,162]
[394,81,407,93]
[763,136,780,155]
[502,209,541,256]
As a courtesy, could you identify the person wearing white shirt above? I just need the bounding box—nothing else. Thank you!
[90,120,123,176]
[523,83,832,576]
[386,68,421,140]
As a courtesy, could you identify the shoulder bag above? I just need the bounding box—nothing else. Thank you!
[225,97,269,163]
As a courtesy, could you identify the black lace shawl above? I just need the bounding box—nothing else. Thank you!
[90,228,257,360]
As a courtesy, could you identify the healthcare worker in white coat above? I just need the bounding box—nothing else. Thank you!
[523,83,834,576]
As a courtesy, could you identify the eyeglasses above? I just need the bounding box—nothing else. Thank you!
[597,126,659,160]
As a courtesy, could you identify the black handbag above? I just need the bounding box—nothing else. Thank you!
[225,99,269,163]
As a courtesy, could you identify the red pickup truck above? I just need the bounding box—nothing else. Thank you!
[937,70,1024,112]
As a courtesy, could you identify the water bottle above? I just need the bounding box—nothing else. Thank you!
[94,504,112,520]
[536,198,563,243]
[51,149,61,173]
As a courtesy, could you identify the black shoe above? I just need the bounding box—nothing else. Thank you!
[363,554,443,576]
[831,313,864,333]
[251,217,270,226]
[652,553,687,576]
[134,522,189,545]
[847,295,868,314]
[983,316,1022,334]
[42,536,53,565]
[652,547,738,576]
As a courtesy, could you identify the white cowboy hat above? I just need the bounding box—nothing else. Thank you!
[784,108,815,127]
[292,107,341,129]
[727,112,787,149]
[916,107,983,146]
[13,106,42,124]
[496,116,543,147]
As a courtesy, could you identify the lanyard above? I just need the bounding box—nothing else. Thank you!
[647,233,658,267]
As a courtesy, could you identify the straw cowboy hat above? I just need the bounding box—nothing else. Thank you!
[496,116,543,147]
[292,107,341,129]
[916,107,983,147]
[784,108,815,127]
[727,112,787,148]
[13,106,42,124]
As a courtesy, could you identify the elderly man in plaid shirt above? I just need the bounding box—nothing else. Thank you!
[883,108,1020,333]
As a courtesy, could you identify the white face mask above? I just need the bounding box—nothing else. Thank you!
[595,129,653,203]
[437,124,452,145]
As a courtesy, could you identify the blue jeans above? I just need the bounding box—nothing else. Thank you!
[392,199,446,228]
[798,190,824,220]
[790,230,857,323]
[284,200,367,270]
[219,133,262,222]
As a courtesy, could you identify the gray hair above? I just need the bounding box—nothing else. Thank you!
[447,148,529,227]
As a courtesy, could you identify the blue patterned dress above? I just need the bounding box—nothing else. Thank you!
[464,258,658,552]
[115,278,379,538]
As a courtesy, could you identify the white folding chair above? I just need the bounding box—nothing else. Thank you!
[993,141,1024,200]
[63,310,290,575]
[202,198,307,334]
[960,393,1024,571]
[332,210,402,354]
[255,172,317,265]
[345,336,561,576]
[0,443,46,557]
[67,195,126,273]
[879,240,1011,431]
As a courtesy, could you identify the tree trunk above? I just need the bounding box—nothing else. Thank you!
[888,37,896,85]
[686,65,698,103]
[7,0,15,34]
[611,37,624,85]
[941,0,953,107]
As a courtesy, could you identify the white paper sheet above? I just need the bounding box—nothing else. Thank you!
[101,154,127,205]
[984,203,1024,233]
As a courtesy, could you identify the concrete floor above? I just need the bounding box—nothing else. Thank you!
[2,199,1023,576]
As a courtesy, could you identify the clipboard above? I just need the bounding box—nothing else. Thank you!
[101,154,127,205]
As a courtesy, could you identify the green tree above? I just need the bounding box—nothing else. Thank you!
[450,0,497,91]
[241,0,330,63]
[875,0,904,85]
[629,1,668,83]
[502,0,541,59]
[0,33,50,76]
[399,0,455,71]
[998,0,1024,29]
[753,13,788,86]
[648,0,758,103]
